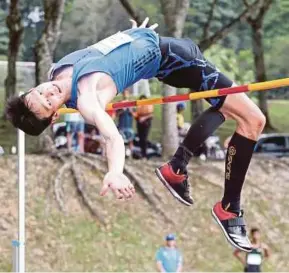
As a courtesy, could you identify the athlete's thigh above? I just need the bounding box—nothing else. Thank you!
[157,36,232,109]
[157,36,208,89]
[219,92,263,122]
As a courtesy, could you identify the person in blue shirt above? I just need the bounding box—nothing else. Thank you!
[116,89,135,156]
[64,112,85,152]
[156,234,183,272]
[6,17,265,252]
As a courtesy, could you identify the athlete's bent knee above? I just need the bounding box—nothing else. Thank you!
[252,110,266,132]
[237,108,266,140]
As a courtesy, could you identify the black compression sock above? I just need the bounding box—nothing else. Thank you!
[170,145,193,173]
[170,107,225,173]
[222,132,257,213]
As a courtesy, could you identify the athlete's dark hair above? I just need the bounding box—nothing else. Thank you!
[5,93,52,136]
[250,227,260,234]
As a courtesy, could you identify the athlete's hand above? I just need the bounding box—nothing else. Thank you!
[100,172,135,200]
[130,17,158,30]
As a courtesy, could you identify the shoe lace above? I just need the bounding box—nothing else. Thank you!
[231,210,247,235]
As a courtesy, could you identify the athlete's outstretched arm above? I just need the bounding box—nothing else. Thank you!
[77,91,135,200]
[79,94,124,172]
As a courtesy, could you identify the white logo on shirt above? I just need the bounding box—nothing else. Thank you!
[89,32,134,55]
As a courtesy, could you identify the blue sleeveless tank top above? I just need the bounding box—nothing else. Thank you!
[49,28,162,109]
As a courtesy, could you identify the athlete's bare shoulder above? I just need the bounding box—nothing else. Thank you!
[51,65,73,80]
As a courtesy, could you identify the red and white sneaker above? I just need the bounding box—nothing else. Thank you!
[155,162,193,206]
[212,202,252,252]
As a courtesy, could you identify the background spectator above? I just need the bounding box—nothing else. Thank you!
[234,227,271,272]
[176,102,190,143]
[156,234,183,272]
[0,146,4,155]
[135,95,154,159]
[116,89,135,157]
[84,124,105,154]
[176,102,185,131]
[64,113,85,153]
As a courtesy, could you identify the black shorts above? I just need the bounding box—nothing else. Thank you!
[156,36,233,109]
[245,265,261,272]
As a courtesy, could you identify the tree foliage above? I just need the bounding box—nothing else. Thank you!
[243,0,274,130]
[4,0,23,105]
[205,45,254,85]
[0,8,9,56]
[0,0,288,86]
[34,0,66,84]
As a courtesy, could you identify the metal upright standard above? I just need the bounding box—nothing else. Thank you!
[18,126,25,273]
[13,92,26,273]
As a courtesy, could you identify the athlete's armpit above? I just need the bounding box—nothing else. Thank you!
[77,91,125,173]
[77,92,119,141]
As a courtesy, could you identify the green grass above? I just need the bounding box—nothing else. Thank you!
[26,208,163,271]
[267,100,289,131]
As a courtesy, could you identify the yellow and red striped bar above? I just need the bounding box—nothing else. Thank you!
[58,77,289,114]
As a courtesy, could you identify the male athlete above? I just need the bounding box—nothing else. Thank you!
[5,18,265,252]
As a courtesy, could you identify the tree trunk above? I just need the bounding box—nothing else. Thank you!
[251,21,273,130]
[198,0,260,52]
[160,0,190,157]
[118,0,143,26]
[190,0,262,121]
[191,99,204,121]
[161,95,179,157]
[34,0,66,150]
[132,79,151,97]
[35,0,66,85]
[161,85,179,156]
[160,0,190,38]
[245,0,274,131]
[4,0,23,106]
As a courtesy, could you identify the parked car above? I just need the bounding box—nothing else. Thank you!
[254,133,289,157]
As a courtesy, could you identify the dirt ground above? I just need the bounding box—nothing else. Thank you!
[0,154,288,271]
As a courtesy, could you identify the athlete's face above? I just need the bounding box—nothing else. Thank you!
[25,82,65,119]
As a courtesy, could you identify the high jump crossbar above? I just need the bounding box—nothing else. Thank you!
[58,77,289,114]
